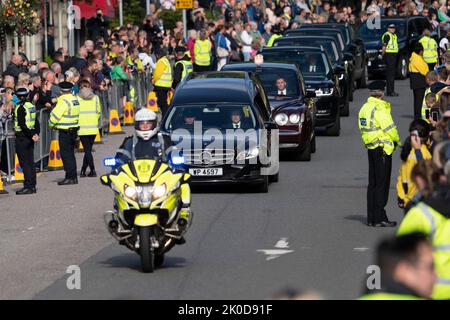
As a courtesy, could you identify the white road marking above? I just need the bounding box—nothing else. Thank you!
[257,238,294,261]
[353,247,369,252]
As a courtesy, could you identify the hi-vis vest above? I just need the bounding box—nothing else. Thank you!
[419,36,438,64]
[175,60,193,80]
[358,97,400,155]
[194,39,211,66]
[383,32,399,53]
[266,34,283,47]
[14,102,36,132]
[398,202,450,300]
[78,95,100,136]
[155,57,173,88]
[49,93,80,130]
[359,293,422,300]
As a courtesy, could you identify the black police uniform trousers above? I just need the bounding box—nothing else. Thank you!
[15,134,36,189]
[385,53,397,95]
[80,135,96,172]
[154,86,170,117]
[59,129,78,180]
[413,87,426,119]
[367,147,392,224]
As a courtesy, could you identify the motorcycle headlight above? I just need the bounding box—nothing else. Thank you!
[124,184,137,200]
[275,113,289,126]
[237,146,259,161]
[152,184,167,200]
[289,114,300,124]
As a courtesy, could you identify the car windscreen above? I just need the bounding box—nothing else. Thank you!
[164,105,257,131]
[262,51,330,78]
[274,38,339,63]
[287,30,345,50]
[358,20,406,41]
[253,69,300,99]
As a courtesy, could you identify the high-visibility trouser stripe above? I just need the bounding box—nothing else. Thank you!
[417,203,436,239]
[50,113,61,121]
[366,140,393,148]
[117,148,132,159]
[436,278,450,285]
[383,124,396,132]
[55,122,78,127]
[79,111,98,115]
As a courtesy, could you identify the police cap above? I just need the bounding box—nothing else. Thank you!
[388,24,396,29]
[15,87,30,97]
[59,81,73,91]
[368,80,386,92]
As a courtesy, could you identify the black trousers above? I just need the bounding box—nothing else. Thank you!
[385,53,397,95]
[367,147,392,224]
[59,129,78,180]
[80,135,96,172]
[15,136,36,189]
[193,64,210,72]
[428,63,436,71]
[154,87,170,117]
[413,87,426,120]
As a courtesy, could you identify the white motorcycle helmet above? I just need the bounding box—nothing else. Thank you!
[135,108,158,140]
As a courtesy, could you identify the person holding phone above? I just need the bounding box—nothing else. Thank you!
[397,120,432,212]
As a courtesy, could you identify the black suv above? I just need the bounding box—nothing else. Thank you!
[260,46,341,136]
[357,16,437,79]
[161,71,279,192]
[294,23,368,89]
[273,36,352,116]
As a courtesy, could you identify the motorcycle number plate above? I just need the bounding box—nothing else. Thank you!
[189,168,223,176]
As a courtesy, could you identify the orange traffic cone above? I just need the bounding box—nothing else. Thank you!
[14,154,24,182]
[123,101,134,126]
[108,109,124,134]
[48,139,64,171]
[0,176,7,194]
[94,130,103,144]
[147,91,158,112]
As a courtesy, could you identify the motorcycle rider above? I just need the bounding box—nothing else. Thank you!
[115,108,192,244]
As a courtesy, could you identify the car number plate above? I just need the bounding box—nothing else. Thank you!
[189,168,223,176]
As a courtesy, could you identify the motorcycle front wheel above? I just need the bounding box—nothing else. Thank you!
[139,226,155,273]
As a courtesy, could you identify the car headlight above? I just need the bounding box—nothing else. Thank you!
[124,184,137,200]
[289,114,301,124]
[236,146,259,161]
[315,88,334,96]
[152,184,167,200]
[275,113,289,126]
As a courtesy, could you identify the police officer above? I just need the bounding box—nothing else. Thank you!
[382,24,399,97]
[14,88,39,195]
[266,25,283,48]
[172,46,193,89]
[152,48,173,117]
[115,108,191,245]
[49,81,80,185]
[359,233,435,300]
[419,29,438,71]
[194,30,212,72]
[358,80,400,227]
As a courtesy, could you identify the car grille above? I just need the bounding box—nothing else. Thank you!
[184,149,235,166]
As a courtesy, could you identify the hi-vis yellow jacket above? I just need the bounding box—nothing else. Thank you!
[78,95,101,136]
[396,145,432,206]
[358,97,400,155]
[153,56,173,88]
[49,93,80,130]
[398,203,450,300]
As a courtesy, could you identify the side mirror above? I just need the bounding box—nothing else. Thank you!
[306,89,316,98]
[265,122,278,130]
[100,175,110,186]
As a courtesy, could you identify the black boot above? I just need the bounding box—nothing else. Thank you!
[80,169,87,178]
[58,178,78,185]
[88,170,97,177]
[16,188,35,195]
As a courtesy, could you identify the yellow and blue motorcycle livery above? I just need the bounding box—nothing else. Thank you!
[100,157,193,273]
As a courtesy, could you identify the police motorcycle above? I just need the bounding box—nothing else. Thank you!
[100,110,193,273]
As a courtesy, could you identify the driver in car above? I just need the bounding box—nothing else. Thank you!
[276,77,288,96]
[183,109,197,129]
[307,55,321,73]
[230,109,244,129]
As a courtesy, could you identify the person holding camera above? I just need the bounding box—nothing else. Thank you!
[397,119,432,212]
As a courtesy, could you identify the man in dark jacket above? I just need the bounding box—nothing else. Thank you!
[4,55,28,80]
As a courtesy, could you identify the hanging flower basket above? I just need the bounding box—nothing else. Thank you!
[0,0,42,36]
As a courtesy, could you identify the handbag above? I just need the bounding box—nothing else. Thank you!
[217,46,229,58]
